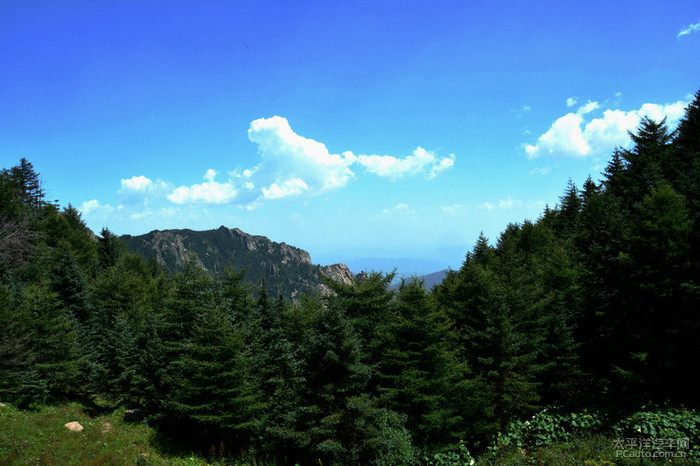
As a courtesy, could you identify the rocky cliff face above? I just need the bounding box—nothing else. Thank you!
[320,263,355,285]
[120,225,352,300]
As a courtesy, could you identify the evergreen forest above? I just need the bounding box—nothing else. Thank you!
[1,90,700,464]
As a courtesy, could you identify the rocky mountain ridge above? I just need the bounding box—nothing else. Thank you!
[120,226,354,299]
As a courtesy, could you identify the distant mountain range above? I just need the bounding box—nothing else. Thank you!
[120,226,354,300]
[389,269,451,290]
[120,226,453,298]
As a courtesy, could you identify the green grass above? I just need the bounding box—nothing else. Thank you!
[3,402,698,465]
[0,402,235,465]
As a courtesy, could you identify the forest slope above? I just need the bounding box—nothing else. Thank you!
[121,226,354,299]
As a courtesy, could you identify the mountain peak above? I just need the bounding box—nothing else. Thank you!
[120,226,349,299]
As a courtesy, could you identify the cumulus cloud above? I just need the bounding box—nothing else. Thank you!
[357,148,455,180]
[121,175,152,191]
[115,116,455,207]
[118,176,171,204]
[525,97,689,159]
[80,199,115,215]
[566,97,578,107]
[247,116,357,196]
[678,20,700,38]
[261,178,309,200]
[168,170,238,205]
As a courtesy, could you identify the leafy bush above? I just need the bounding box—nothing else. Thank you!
[486,408,606,457]
[614,407,700,458]
[425,441,475,466]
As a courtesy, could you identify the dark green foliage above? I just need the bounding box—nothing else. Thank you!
[41,205,98,273]
[20,282,81,404]
[97,228,124,270]
[0,157,45,221]
[0,285,30,402]
[323,270,396,378]
[377,279,461,447]
[51,251,91,323]
[171,306,260,446]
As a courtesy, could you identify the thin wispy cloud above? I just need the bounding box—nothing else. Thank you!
[678,20,700,38]
[380,202,417,218]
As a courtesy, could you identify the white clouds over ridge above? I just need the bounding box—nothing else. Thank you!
[119,176,170,197]
[525,97,689,159]
[167,170,238,205]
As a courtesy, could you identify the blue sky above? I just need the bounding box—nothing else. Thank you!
[2,1,699,273]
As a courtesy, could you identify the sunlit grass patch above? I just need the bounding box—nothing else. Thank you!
[0,402,193,465]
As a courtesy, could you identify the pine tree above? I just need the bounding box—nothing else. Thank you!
[9,158,45,212]
[322,271,396,387]
[620,182,692,403]
[51,250,91,323]
[171,306,259,447]
[618,116,672,210]
[21,282,81,402]
[377,279,461,448]
[97,228,124,270]
[0,284,30,403]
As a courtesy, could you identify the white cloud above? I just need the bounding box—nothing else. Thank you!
[678,20,700,38]
[479,197,545,211]
[121,175,152,191]
[119,175,170,193]
[168,170,238,204]
[357,147,455,180]
[441,203,470,215]
[244,116,454,199]
[498,197,518,209]
[203,169,217,182]
[525,112,590,158]
[262,178,309,200]
[247,116,356,197]
[116,116,455,207]
[577,101,600,115]
[566,97,578,107]
[525,97,689,159]
[129,206,180,220]
[380,202,416,218]
[118,176,171,205]
[529,166,551,175]
[80,199,115,215]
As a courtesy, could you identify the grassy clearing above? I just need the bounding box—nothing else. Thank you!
[0,402,225,465]
[1,402,698,465]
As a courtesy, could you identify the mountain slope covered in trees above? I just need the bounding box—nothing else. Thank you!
[1,89,699,464]
[120,226,354,299]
